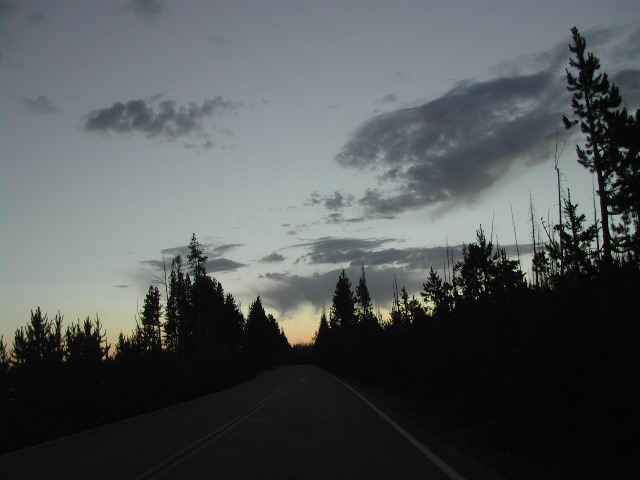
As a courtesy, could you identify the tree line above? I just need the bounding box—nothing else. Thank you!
[314,28,638,480]
[0,233,291,454]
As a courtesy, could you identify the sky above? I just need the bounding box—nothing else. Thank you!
[1,0,639,345]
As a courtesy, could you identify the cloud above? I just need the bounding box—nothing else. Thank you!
[295,235,533,270]
[335,26,640,219]
[83,96,239,141]
[613,68,640,108]
[27,12,47,25]
[161,242,243,260]
[138,242,247,278]
[116,0,165,17]
[295,237,397,265]
[308,191,354,211]
[260,267,425,316]
[324,213,365,224]
[260,252,285,263]
[21,96,62,114]
[261,242,533,315]
[375,93,399,104]
[207,258,246,272]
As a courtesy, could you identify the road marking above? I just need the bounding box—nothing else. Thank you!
[134,378,293,480]
[325,371,468,480]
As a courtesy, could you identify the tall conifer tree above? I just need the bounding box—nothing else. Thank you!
[563,26,622,265]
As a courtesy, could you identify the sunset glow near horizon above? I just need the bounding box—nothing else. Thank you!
[2,1,639,345]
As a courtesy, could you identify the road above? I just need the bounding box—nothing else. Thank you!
[1,365,471,479]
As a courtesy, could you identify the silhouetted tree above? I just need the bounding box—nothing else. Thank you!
[65,316,110,366]
[10,309,65,445]
[606,107,640,257]
[163,255,192,354]
[222,293,246,353]
[330,269,356,331]
[0,336,9,376]
[422,267,454,317]
[63,316,110,428]
[187,233,208,281]
[563,26,623,265]
[549,193,599,277]
[313,307,332,366]
[12,308,63,370]
[355,264,375,326]
[454,227,494,302]
[244,296,289,369]
[140,285,162,353]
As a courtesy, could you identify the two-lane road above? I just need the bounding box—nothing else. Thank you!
[1,365,471,479]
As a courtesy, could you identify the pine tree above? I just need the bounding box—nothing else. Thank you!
[244,296,290,369]
[140,285,162,353]
[313,308,330,352]
[65,316,110,366]
[552,192,599,276]
[422,267,453,317]
[355,264,375,326]
[606,108,640,256]
[0,336,9,377]
[563,26,622,265]
[12,308,63,370]
[454,227,494,302]
[187,233,208,281]
[329,269,356,330]
[164,255,193,355]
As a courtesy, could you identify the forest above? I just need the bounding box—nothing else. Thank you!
[0,233,292,454]
[0,27,637,478]
[313,28,639,479]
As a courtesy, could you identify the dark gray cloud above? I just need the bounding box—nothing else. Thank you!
[138,242,246,277]
[116,0,165,17]
[613,69,640,108]
[295,235,533,270]
[261,267,426,316]
[260,252,285,263]
[207,258,246,272]
[295,237,397,265]
[161,242,243,260]
[337,71,567,217]
[83,96,239,141]
[308,191,354,211]
[261,242,533,315]
[335,26,640,219]
[21,96,62,114]
[27,12,47,25]
[375,93,399,104]
[324,213,365,224]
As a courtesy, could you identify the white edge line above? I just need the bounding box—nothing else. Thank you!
[324,370,468,480]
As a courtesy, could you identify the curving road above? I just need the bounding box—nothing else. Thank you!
[1,365,473,479]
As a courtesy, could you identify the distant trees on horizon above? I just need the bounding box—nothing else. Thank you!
[0,233,292,454]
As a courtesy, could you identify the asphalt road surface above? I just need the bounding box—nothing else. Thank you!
[1,365,471,479]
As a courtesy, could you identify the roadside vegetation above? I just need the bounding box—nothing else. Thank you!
[313,27,639,480]
[0,234,292,454]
